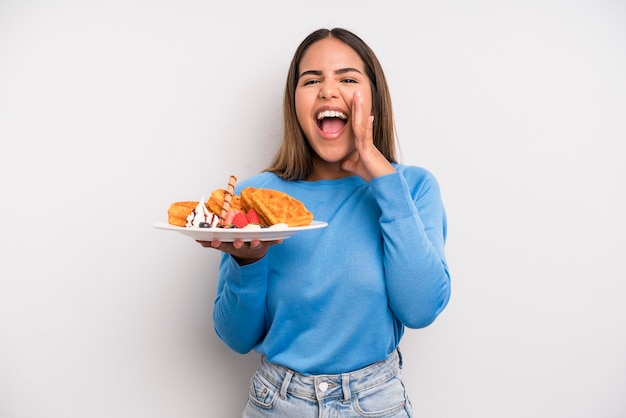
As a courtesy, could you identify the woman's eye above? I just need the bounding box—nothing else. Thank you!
[302,79,320,86]
[341,79,358,84]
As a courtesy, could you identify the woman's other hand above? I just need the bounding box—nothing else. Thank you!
[196,239,282,265]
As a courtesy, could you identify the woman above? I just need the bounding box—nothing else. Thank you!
[201,27,451,417]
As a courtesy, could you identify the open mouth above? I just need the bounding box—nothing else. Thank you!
[316,110,347,134]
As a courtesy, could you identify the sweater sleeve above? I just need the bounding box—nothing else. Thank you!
[370,169,451,328]
[212,254,269,353]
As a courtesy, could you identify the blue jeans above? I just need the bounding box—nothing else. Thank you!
[242,349,413,417]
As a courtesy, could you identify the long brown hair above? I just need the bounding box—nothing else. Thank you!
[265,28,397,180]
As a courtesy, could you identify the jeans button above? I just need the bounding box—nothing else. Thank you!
[318,382,328,392]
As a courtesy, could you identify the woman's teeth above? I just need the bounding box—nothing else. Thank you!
[316,110,347,120]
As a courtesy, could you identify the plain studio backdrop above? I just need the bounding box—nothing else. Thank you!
[1,1,625,417]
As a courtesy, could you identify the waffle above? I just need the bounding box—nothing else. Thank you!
[241,187,313,227]
[167,201,200,227]
[207,188,242,216]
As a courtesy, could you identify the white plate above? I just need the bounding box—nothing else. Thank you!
[153,221,328,242]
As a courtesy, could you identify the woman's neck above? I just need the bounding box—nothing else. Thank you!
[306,159,353,181]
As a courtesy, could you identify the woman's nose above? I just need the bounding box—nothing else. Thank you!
[319,82,338,99]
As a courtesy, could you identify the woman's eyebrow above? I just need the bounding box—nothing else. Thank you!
[335,67,362,75]
[299,67,363,78]
[299,70,322,77]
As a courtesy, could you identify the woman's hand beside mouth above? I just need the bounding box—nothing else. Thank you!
[341,91,395,182]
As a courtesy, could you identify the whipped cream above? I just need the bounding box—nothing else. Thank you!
[186,197,219,228]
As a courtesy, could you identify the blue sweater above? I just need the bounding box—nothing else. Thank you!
[213,164,450,375]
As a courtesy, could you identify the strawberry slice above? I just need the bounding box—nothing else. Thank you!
[223,209,240,225]
[246,208,260,225]
[231,211,249,228]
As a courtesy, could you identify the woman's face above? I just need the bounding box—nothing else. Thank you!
[295,37,373,176]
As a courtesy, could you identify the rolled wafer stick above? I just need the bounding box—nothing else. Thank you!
[219,174,238,222]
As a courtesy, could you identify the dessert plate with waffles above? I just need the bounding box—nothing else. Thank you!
[154,175,328,242]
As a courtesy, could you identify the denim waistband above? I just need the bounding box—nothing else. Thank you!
[257,350,403,402]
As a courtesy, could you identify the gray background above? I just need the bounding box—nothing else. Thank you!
[1,0,625,417]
